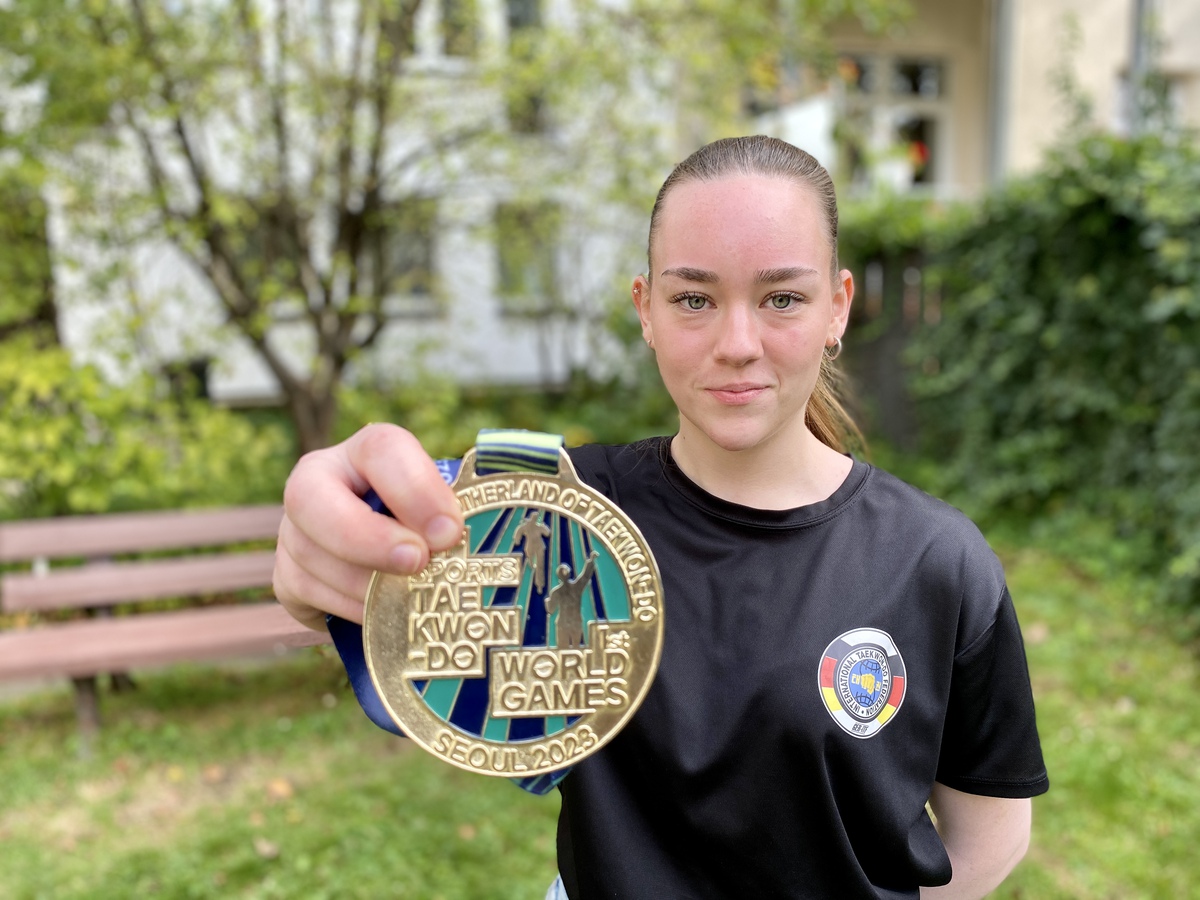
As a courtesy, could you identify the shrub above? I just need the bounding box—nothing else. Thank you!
[909,131,1200,609]
[0,336,292,519]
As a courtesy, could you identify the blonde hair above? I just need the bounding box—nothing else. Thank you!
[647,135,864,455]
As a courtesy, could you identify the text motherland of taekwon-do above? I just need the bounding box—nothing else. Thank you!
[453,476,659,621]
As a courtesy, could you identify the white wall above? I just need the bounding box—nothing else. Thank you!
[1006,0,1200,173]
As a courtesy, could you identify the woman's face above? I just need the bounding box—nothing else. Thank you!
[633,174,853,457]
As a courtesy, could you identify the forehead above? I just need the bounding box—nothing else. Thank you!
[653,174,829,271]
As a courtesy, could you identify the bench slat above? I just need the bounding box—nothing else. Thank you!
[0,603,330,681]
[1,551,278,613]
[0,506,283,562]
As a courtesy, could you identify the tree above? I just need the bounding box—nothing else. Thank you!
[0,0,901,454]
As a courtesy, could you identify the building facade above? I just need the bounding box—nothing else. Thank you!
[42,0,1200,407]
[766,0,1200,198]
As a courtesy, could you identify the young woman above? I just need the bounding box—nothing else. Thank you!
[273,136,1048,899]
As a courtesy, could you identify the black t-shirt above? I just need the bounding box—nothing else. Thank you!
[557,438,1048,900]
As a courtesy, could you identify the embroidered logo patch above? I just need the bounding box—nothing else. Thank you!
[818,628,906,739]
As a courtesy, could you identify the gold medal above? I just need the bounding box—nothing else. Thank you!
[364,442,664,777]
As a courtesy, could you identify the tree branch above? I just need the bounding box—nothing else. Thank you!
[378,122,492,185]
[233,0,328,318]
[333,0,370,224]
[127,0,212,217]
[365,1,419,202]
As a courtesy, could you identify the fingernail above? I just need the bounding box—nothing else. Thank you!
[389,544,423,574]
[426,515,463,549]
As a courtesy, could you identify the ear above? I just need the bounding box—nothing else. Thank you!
[828,268,854,345]
[631,275,653,345]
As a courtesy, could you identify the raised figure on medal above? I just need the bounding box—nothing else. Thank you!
[273,135,1049,900]
[545,550,598,649]
[514,512,552,593]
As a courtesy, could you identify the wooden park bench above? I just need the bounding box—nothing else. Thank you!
[0,505,330,745]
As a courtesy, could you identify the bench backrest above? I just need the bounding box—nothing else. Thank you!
[0,505,283,615]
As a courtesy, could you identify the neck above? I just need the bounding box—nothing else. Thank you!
[670,421,853,510]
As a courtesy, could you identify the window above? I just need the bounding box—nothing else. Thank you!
[368,197,439,318]
[1116,68,1189,135]
[838,55,876,94]
[504,0,545,132]
[743,51,785,117]
[891,59,944,99]
[507,89,546,134]
[495,200,561,316]
[506,0,541,33]
[835,54,948,192]
[894,114,935,185]
[228,198,306,288]
[442,0,477,57]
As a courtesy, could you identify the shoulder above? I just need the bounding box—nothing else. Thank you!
[854,464,1009,646]
[857,465,999,566]
[566,437,669,499]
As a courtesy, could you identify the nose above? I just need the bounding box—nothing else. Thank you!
[713,302,763,366]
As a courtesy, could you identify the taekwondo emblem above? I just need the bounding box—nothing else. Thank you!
[818,628,906,739]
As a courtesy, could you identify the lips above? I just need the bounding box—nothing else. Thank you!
[706,384,769,405]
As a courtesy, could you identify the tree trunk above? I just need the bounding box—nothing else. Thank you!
[288,384,340,456]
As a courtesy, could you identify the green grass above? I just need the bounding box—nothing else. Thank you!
[0,651,559,899]
[1,543,1196,899]
[993,544,1199,899]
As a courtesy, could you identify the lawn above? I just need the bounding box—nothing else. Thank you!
[0,652,560,899]
[994,545,1198,899]
[1,542,1196,898]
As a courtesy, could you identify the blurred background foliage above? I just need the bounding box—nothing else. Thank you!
[839,129,1200,622]
[0,167,56,346]
[0,334,292,518]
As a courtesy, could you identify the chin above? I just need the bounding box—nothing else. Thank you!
[708,432,765,453]
[679,405,813,456]
[692,421,779,455]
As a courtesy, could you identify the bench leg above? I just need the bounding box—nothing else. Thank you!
[110,672,137,693]
[71,675,101,758]
[90,608,137,695]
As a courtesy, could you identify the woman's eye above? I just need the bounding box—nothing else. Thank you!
[682,295,708,310]
[768,293,799,309]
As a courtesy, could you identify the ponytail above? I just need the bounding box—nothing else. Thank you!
[806,358,865,456]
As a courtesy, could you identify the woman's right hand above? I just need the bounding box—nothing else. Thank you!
[272,423,465,630]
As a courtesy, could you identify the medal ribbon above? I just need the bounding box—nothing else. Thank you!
[328,429,572,796]
[474,429,563,475]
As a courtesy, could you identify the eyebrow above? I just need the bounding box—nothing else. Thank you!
[755,266,822,283]
[658,265,822,284]
[659,266,719,284]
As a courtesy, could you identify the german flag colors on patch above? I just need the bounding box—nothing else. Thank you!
[819,628,906,739]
